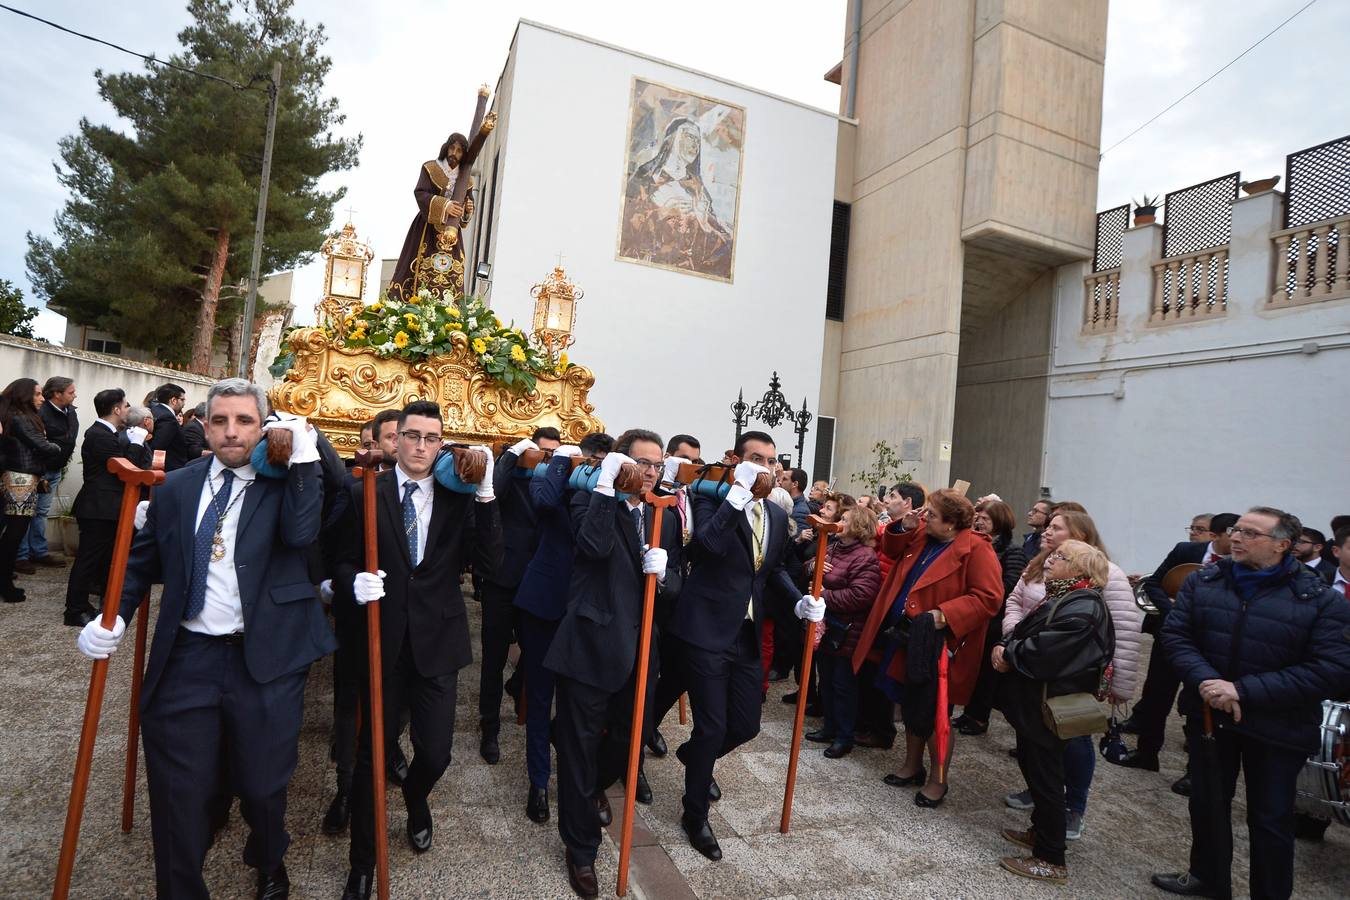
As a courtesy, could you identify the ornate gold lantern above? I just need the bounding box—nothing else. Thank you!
[530,265,581,360]
[317,221,374,333]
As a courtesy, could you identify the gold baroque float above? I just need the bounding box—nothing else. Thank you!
[268,328,604,452]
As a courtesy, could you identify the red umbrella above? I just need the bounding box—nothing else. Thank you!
[935,647,950,784]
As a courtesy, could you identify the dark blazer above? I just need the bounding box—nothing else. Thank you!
[544,490,683,692]
[71,423,150,521]
[181,418,206,462]
[40,400,79,468]
[513,454,576,621]
[1142,540,1209,616]
[335,469,503,678]
[485,448,539,590]
[150,403,188,471]
[1312,557,1337,585]
[667,495,797,653]
[119,459,335,708]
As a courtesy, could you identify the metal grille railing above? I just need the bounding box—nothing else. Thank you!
[1163,173,1239,258]
[1284,134,1350,230]
[1093,204,1129,272]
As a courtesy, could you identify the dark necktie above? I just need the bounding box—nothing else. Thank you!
[631,505,644,552]
[185,469,234,621]
[403,481,420,565]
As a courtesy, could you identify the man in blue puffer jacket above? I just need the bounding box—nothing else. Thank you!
[1152,506,1350,900]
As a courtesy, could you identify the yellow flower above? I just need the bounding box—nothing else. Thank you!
[510,344,525,363]
[472,338,487,354]
[408,293,420,304]
[350,328,366,341]
[559,352,569,367]
[444,305,460,318]
[394,331,409,348]
[369,301,382,311]
[407,319,420,333]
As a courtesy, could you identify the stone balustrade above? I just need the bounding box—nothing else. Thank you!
[1082,268,1121,333]
[1150,246,1229,324]
[1270,213,1350,307]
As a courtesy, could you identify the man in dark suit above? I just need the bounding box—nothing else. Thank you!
[478,425,562,764]
[544,428,683,898]
[15,375,79,572]
[150,382,190,471]
[1113,512,1237,774]
[76,378,332,900]
[665,431,821,860]
[62,389,150,626]
[182,401,208,461]
[513,431,613,824]
[335,401,502,900]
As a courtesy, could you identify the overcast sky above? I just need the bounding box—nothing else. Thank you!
[3,0,1347,342]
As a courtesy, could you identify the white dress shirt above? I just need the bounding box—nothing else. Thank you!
[1202,542,1225,564]
[96,418,117,433]
[183,458,256,636]
[395,466,435,567]
[1334,569,1349,598]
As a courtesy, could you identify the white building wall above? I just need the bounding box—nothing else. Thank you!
[481,22,838,460]
[1043,190,1350,572]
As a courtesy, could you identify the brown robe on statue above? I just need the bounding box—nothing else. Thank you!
[388,159,476,301]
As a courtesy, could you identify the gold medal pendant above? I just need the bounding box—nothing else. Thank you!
[211,533,226,563]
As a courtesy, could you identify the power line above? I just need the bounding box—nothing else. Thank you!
[1100,0,1321,158]
[0,3,266,91]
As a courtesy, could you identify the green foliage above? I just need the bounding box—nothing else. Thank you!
[24,0,360,363]
[0,280,44,341]
[850,441,913,495]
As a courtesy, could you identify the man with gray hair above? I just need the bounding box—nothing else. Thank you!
[1153,506,1350,899]
[75,378,334,899]
[125,405,151,432]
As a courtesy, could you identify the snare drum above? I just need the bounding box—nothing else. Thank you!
[1295,700,1350,827]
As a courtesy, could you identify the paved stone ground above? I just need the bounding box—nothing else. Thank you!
[2,565,1347,898]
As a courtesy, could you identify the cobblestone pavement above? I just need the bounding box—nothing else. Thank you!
[2,566,1346,898]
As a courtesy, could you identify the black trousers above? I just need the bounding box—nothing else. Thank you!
[330,612,361,791]
[349,640,458,871]
[675,622,762,823]
[769,588,801,675]
[517,609,560,789]
[552,673,639,867]
[478,581,517,729]
[855,660,897,742]
[65,517,117,616]
[0,513,31,592]
[1134,637,1183,757]
[1014,728,1068,867]
[1186,721,1304,900]
[140,630,308,899]
[962,610,1004,723]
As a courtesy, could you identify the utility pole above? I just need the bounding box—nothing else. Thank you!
[237,61,282,379]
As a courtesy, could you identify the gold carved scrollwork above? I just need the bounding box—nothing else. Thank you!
[329,363,406,406]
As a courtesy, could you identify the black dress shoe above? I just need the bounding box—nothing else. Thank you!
[255,863,289,900]
[594,793,612,827]
[766,668,788,683]
[805,728,836,744]
[527,784,549,823]
[781,690,799,704]
[1112,748,1160,771]
[387,745,409,786]
[952,714,988,736]
[2,587,26,603]
[1150,871,1221,897]
[883,768,927,788]
[1171,773,1192,796]
[63,609,96,627]
[853,731,895,750]
[322,787,351,835]
[708,777,721,803]
[647,729,668,757]
[914,785,948,808]
[634,770,653,805]
[13,560,36,575]
[480,728,501,765]
[681,816,722,860]
[823,739,854,759]
[567,856,599,898]
[340,868,373,900]
[1118,714,1142,735]
[406,794,433,852]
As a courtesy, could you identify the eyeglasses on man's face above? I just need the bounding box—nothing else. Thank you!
[1188,524,1211,534]
[630,459,662,472]
[399,431,443,448]
[1227,526,1276,540]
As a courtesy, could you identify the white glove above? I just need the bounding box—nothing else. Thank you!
[726,460,768,510]
[595,452,633,497]
[264,413,320,465]
[661,456,685,485]
[319,579,334,604]
[509,438,537,456]
[794,594,826,622]
[470,445,495,502]
[125,426,148,447]
[553,444,582,459]
[77,615,126,659]
[134,500,150,531]
[641,546,668,580]
[353,570,386,605]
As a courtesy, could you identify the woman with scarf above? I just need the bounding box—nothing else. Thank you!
[851,489,1003,807]
[993,539,1115,884]
[0,378,62,603]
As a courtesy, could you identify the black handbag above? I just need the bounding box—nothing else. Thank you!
[880,613,911,650]
[820,614,851,653]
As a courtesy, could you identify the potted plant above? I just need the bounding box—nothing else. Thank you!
[1133,195,1160,226]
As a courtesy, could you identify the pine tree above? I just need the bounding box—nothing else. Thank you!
[25,0,360,370]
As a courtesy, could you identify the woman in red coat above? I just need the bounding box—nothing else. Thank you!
[851,488,1003,806]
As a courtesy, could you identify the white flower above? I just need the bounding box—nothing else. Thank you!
[467,317,478,330]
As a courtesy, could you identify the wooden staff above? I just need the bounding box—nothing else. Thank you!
[678,693,687,726]
[353,450,390,900]
[779,513,842,834]
[54,458,165,900]
[616,491,679,897]
[120,448,166,833]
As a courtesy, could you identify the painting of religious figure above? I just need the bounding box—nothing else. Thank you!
[618,79,746,282]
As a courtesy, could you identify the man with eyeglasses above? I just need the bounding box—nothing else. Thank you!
[543,428,683,897]
[1292,527,1331,580]
[334,400,502,900]
[1152,507,1350,900]
[1114,513,1238,783]
[1022,500,1053,559]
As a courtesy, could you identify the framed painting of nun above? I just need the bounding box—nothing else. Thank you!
[617,78,746,282]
